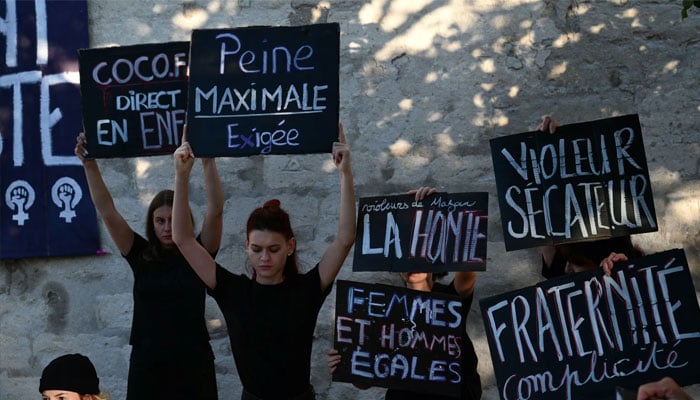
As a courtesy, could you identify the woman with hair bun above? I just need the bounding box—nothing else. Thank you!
[172,124,356,400]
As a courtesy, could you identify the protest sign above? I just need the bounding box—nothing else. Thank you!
[480,249,700,400]
[353,192,488,272]
[186,23,339,157]
[78,41,189,157]
[490,114,657,251]
[333,280,464,397]
[1,0,100,259]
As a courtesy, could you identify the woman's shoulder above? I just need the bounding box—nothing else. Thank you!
[215,263,251,282]
[294,263,322,282]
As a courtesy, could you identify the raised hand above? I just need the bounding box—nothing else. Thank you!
[327,348,341,375]
[599,251,628,276]
[407,187,437,202]
[637,377,693,400]
[74,132,91,162]
[174,126,195,174]
[332,123,352,174]
[537,115,560,134]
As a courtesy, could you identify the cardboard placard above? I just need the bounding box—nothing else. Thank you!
[186,23,339,157]
[490,114,658,251]
[480,249,700,400]
[79,41,189,157]
[353,192,488,272]
[333,280,464,397]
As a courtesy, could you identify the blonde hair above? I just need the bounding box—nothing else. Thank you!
[86,392,110,400]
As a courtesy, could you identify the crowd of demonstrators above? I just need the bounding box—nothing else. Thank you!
[45,111,699,400]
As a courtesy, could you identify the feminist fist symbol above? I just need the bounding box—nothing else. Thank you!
[52,177,82,223]
[5,181,35,226]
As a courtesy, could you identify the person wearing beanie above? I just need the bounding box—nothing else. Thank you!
[39,353,110,400]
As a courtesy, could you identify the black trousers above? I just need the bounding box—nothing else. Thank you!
[126,343,218,400]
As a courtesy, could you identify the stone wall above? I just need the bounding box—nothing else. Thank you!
[1,0,699,399]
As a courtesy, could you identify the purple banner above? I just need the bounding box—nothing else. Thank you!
[1,0,100,259]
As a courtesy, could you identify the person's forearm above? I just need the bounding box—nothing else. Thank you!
[336,170,356,249]
[172,170,194,244]
[200,159,224,253]
[82,160,116,216]
[202,158,224,215]
[81,158,134,254]
[454,271,477,297]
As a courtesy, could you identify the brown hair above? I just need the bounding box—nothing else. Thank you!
[246,199,299,277]
[144,190,192,261]
[558,236,643,271]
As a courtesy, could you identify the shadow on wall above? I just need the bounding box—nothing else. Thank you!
[43,282,69,334]
[82,0,699,289]
[90,0,700,223]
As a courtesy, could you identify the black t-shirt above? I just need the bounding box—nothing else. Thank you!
[209,263,332,398]
[124,234,211,348]
[385,281,482,400]
[541,251,567,279]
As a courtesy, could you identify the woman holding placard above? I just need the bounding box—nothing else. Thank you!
[328,187,482,400]
[75,132,222,399]
[172,124,356,399]
[536,116,644,278]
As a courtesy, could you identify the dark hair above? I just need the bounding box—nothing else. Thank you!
[246,199,299,276]
[558,236,642,270]
[144,190,192,261]
[146,190,174,246]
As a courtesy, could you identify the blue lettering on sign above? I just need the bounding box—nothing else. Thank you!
[227,119,301,154]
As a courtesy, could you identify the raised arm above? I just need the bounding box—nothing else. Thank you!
[454,271,477,298]
[75,132,134,255]
[172,138,217,289]
[199,158,224,254]
[318,123,356,291]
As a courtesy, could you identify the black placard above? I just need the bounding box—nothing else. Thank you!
[480,249,700,400]
[78,42,189,158]
[490,114,658,251]
[353,192,488,272]
[333,280,463,397]
[186,23,339,157]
